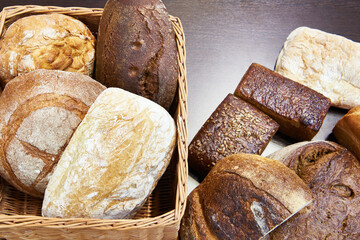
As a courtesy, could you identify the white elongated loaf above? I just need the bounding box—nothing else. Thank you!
[42,88,176,219]
[275,26,360,109]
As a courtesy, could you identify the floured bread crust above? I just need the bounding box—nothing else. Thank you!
[42,88,176,219]
[0,69,106,197]
[0,13,95,87]
[275,26,360,109]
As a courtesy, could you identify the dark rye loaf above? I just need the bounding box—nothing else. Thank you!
[268,141,360,239]
[95,0,178,110]
[188,94,279,181]
[234,63,331,141]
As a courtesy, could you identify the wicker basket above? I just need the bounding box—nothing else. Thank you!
[0,5,188,240]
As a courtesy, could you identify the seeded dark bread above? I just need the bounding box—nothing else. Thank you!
[188,94,279,180]
[180,153,313,240]
[267,141,360,239]
[234,63,331,141]
[95,0,178,110]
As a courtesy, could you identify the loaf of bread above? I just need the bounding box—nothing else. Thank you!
[188,94,279,180]
[0,69,106,197]
[275,26,360,109]
[267,141,360,239]
[0,177,4,202]
[42,88,176,219]
[234,63,331,141]
[0,14,96,87]
[95,0,178,110]
[180,153,313,240]
[333,105,360,161]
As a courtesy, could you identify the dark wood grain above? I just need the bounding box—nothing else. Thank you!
[0,0,359,143]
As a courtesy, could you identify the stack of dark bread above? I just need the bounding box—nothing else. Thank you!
[182,27,360,239]
[0,0,179,219]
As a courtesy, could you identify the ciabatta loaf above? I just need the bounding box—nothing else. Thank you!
[42,88,176,219]
[275,27,360,109]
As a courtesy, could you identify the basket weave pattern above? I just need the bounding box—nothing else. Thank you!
[0,5,188,240]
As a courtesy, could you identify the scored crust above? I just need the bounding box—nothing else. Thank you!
[0,69,106,197]
[0,13,96,87]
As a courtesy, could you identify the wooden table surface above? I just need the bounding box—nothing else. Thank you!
[1,0,360,187]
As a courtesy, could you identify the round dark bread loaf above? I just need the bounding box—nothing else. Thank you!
[267,141,360,239]
[95,0,178,110]
[180,153,312,240]
[0,69,106,197]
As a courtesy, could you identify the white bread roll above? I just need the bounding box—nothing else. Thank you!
[275,26,360,109]
[42,88,176,219]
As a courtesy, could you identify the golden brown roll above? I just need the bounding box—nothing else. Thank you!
[0,14,96,87]
[333,105,360,161]
[275,27,360,109]
[0,69,106,197]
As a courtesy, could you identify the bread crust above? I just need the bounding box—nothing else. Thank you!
[188,94,279,180]
[95,0,178,110]
[0,69,105,197]
[180,153,312,240]
[42,88,176,219]
[234,63,331,141]
[275,26,360,109]
[268,141,360,239]
[333,105,360,161]
[0,14,96,87]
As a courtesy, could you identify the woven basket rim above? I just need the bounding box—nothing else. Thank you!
[0,4,188,232]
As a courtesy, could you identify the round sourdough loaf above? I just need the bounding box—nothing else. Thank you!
[267,141,360,239]
[95,0,178,110]
[0,69,106,197]
[0,13,96,87]
[180,153,313,240]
